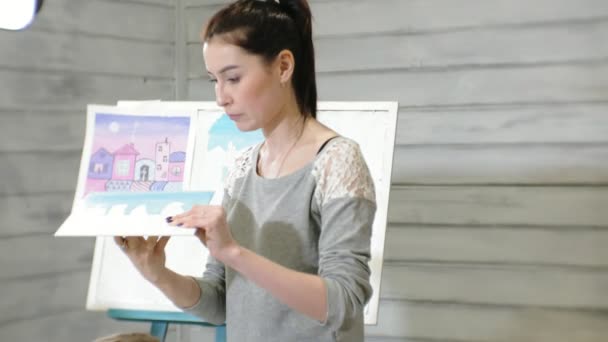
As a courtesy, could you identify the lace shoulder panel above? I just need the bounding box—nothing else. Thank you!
[225,144,256,197]
[312,137,376,208]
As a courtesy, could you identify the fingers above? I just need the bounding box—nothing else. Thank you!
[114,236,125,247]
[115,235,169,254]
[145,236,159,249]
[167,210,190,224]
[168,210,208,229]
[195,228,207,245]
[125,236,145,250]
[156,236,171,251]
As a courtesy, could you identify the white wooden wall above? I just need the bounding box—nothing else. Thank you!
[0,0,179,341]
[180,0,608,341]
[1,0,607,341]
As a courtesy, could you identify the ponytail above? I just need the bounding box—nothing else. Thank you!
[277,0,317,118]
[202,0,317,118]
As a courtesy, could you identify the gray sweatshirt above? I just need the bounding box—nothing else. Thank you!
[184,136,376,341]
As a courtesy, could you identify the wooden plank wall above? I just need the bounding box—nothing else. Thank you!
[181,0,608,341]
[0,0,181,341]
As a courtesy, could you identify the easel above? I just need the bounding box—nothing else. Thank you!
[107,309,226,342]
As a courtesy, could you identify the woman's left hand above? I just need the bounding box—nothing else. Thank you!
[168,205,239,262]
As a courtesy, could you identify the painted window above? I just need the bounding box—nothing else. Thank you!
[140,165,149,181]
[94,163,105,173]
[116,160,130,176]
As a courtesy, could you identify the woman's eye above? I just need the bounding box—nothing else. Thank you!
[208,78,218,84]
[227,77,240,84]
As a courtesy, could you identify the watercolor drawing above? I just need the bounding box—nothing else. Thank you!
[83,191,214,216]
[84,113,191,197]
[208,114,264,181]
[192,112,264,191]
[56,191,214,237]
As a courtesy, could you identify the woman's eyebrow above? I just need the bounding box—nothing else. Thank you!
[207,65,240,76]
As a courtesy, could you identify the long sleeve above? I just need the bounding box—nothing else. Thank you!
[183,255,226,325]
[312,139,376,332]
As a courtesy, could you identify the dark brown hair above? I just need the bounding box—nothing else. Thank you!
[201,0,317,118]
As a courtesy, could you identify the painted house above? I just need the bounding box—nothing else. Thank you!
[112,143,139,181]
[86,147,114,194]
[135,158,155,182]
[155,138,170,181]
[88,148,113,179]
[168,151,186,182]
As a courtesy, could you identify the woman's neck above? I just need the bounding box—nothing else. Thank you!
[261,104,308,159]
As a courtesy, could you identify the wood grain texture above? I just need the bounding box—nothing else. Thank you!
[0,30,174,77]
[0,110,85,152]
[365,300,608,340]
[317,63,608,106]
[315,20,608,72]
[2,193,73,236]
[0,234,95,280]
[391,144,608,185]
[380,263,608,308]
[187,19,608,76]
[185,0,608,41]
[0,70,173,111]
[0,151,81,195]
[383,225,608,267]
[31,0,174,42]
[1,270,90,326]
[387,186,608,226]
[395,104,608,145]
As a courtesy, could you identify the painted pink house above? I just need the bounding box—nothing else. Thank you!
[155,138,170,181]
[168,151,186,182]
[112,143,139,180]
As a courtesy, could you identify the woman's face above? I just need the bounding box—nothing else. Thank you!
[203,39,285,132]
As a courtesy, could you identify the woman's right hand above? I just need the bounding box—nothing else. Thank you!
[114,236,171,285]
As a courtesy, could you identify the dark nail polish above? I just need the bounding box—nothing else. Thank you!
[177,223,183,227]
[165,216,173,223]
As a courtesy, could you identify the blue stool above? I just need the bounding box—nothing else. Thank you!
[107,309,226,342]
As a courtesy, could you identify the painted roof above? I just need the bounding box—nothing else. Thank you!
[114,143,140,156]
[92,147,112,158]
[169,151,186,163]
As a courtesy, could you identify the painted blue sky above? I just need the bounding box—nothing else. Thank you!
[208,114,263,150]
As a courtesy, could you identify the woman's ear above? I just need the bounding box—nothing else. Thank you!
[276,49,295,85]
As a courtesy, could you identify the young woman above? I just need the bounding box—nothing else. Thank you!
[115,1,376,340]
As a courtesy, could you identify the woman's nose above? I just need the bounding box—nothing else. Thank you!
[215,84,231,107]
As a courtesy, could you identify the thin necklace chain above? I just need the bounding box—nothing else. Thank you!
[262,116,306,179]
